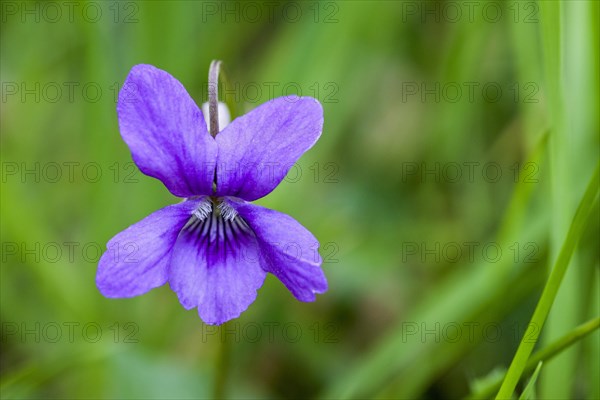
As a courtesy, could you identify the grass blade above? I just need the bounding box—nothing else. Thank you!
[495,164,600,399]
[467,317,600,399]
[518,362,542,400]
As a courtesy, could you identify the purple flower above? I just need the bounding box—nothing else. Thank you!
[96,64,328,325]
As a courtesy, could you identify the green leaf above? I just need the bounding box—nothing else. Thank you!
[518,362,543,400]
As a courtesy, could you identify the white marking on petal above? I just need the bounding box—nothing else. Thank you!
[193,199,213,221]
[217,201,238,221]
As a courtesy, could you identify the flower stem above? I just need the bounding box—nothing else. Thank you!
[207,60,236,138]
[207,60,222,138]
[214,323,231,399]
[495,163,599,399]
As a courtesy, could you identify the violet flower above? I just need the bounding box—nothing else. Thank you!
[96,64,327,325]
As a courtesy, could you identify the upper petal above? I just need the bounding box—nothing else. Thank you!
[215,96,323,201]
[228,200,328,302]
[168,201,267,325]
[96,199,200,298]
[118,64,217,197]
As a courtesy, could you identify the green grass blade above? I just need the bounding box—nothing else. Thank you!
[518,362,542,400]
[467,317,600,399]
[495,165,600,399]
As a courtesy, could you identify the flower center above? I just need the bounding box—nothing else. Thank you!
[191,197,239,221]
[182,197,253,254]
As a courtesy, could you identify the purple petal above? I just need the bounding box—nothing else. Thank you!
[96,200,200,298]
[215,96,323,201]
[168,203,267,325]
[228,200,327,302]
[118,64,217,197]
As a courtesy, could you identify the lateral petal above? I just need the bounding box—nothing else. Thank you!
[229,200,328,301]
[96,200,199,298]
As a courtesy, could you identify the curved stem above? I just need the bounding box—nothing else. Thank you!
[207,60,236,138]
[208,60,222,137]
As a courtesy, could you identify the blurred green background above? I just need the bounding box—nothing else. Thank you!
[1,1,599,399]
